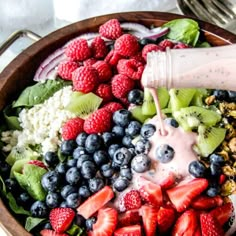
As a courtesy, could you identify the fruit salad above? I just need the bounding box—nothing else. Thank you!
[0,18,236,236]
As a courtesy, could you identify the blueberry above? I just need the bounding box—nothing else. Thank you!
[55,163,68,175]
[164,118,179,128]
[113,177,129,192]
[128,148,136,157]
[81,161,97,179]
[93,150,109,166]
[60,201,68,208]
[122,135,134,148]
[206,186,220,197]
[66,193,81,208]
[43,222,52,229]
[88,177,105,193]
[228,91,236,102]
[131,154,151,173]
[108,144,121,160]
[210,163,222,176]
[120,167,132,180]
[61,185,78,199]
[100,163,115,178]
[41,171,61,192]
[85,134,103,153]
[102,132,116,147]
[127,89,144,105]
[0,160,10,178]
[76,132,88,146]
[140,124,156,139]
[75,214,86,226]
[78,185,91,199]
[44,151,59,167]
[46,192,61,208]
[67,158,77,167]
[113,109,131,127]
[66,167,81,185]
[113,147,132,168]
[213,90,228,101]
[5,178,19,192]
[209,154,225,165]
[188,161,207,178]
[77,154,93,169]
[17,192,32,208]
[112,126,125,138]
[135,139,151,154]
[139,38,156,46]
[30,201,48,218]
[125,121,142,137]
[61,140,76,156]
[155,144,175,163]
[73,146,87,159]
[86,217,97,231]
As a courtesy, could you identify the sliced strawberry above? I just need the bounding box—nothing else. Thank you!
[172,209,199,236]
[49,208,75,233]
[114,225,142,236]
[166,178,208,212]
[123,190,142,211]
[157,206,176,233]
[191,195,223,210]
[89,207,118,236]
[141,205,158,236]
[219,174,226,185]
[40,229,68,236]
[210,202,234,226]
[159,171,176,189]
[27,160,47,170]
[194,227,202,236]
[118,210,141,227]
[200,213,224,236]
[77,186,114,219]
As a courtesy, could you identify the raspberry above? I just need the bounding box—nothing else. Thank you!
[159,39,175,50]
[117,59,144,80]
[103,102,123,113]
[111,74,135,99]
[27,160,47,170]
[83,58,97,67]
[119,97,130,107]
[72,66,98,93]
[91,36,108,59]
[104,50,123,67]
[62,117,84,140]
[142,44,163,61]
[95,84,113,102]
[99,19,122,40]
[57,60,78,80]
[84,108,112,134]
[114,34,140,57]
[65,38,91,61]
[173,42,190,49]
[130,52,145,64]
[92,61,113,82]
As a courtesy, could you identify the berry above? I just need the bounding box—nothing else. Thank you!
[114,34,140,57]
[91,36,108,59]
[83,58,97,67]
[209,153,225,165]
[155,144,175,163]
[84,108,112,134]
[134,138,151,154]
[113,177,129,192]
[93,150,109,166]
[92,61,113,82]
[100,163,115,178]
[5,178,19,192]
[206,186,220,197]
[139,38,156,46]
[65,38,91,61]
[61,185,77,199]
[101,132,116,147]
[73,146,87,159]
[30,201,48,218]
[27,160,47,170]
[88,177,105,193]
[113,147,132,168]
[114,225,142,236]
[49,207,75,233]
[57,60,78,80]
[158,39,175,49]
[130,52,145,64]
[85,134,103,153]
[210,162,222,176]
[95,83,113,102]
[131,154,151,173]
[213,89,229,100]
[127,89,144,105]
[46,192,61,208]
[108,144,121,159]
[40,229,68,236]
[75,132,88,146]
[227,90,236,102]
[99,19,122,40]
[118,210,141,227]
[188,160,207,178]
[66,158,77,167]
[157,206,176,233]
[164,117,179,128]
[80,160,97,179]
[66,193,81,208]
[113,109,132,127]
[0,160,10,178]
[86,217,97,231]
[103,102,123,113]
[159,172,176,189]
[140,123,156,139]
[78,185,91,199]
[191,195,223,210]
[105,49,123,66]
[123,190,142,210]
[60,140,76,156]
[142,44,163,61]
[112,125,125,138]
[120,167,132,180]
[173,42,190,49]
[72,66,98,93]
[44,152,59,167]
[76,154,93,169]
[41,171,61,192]
[126,121,142,137]
[74,214,85,226]
[17,192,32,208]
[65,167,81,185]
[122,135,134,148]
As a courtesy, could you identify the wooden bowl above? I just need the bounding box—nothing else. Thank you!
[0,12,236,235]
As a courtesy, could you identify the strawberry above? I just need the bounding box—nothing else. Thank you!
[114,34,140,57]
[40,229,68,236]
[118,210,141,227]
[210,202,234,226]
[172,209,199,236]
[72,66,98,93]
[77,186,114,219]
[49,208,75,233]
[142,44,163,61]
[104,49,123,67]
[27,160,47,170]
[95,84,113,102]
[61,117,84,140]
[123,190,142,210]
[84,108,112,134]
[103,102,123,113]
[89,207,118,236]
[159,171,176,189]
[157,206,176,233]
[219,174,226,184]
[114,225,142,236]
[158,39,175,50]
[57,60,78,80]
[191,195,223,210]
[200,213,224,236]
[92,61,113,82]
[99,19,122,40]
[141,205,158,236]
[166,178,208,212]
[91,36,108,59]
[65,38,91,61]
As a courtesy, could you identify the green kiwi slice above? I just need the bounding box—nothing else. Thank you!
[173,106,221,131]
[190,89,209,107]
[130,105,152,123]
[66,92,102,119]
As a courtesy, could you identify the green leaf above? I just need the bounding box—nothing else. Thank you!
[25,217,46,232]
[163,18,200,46]
[3,105,21,130]
[13,79,71,108]
[14,164,47,201]
[0,175,6,194]
[58,149,67,162]
[197,41,211,48]
[66,224,84,236]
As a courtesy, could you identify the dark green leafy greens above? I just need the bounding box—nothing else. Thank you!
[66,224,84,236]
[25,217,46,232]
[3,105,21,130]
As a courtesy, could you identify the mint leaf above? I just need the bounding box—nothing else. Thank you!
[66,224,84,236]
[3,105,21,130]
[25,217,46,232]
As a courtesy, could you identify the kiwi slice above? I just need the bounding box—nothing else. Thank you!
[66,92,102,118]
[130,105,152,123]
[142,88,156,116]
[173,106,221,131]
[190,89,209,107]
[196,125,226,157]
[157,87,170,109]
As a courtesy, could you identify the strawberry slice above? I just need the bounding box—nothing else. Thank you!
[114,225,142,236]
[89,207,118,236]
[157,206,176,233]
[49,208,75,233]
[40,229,68,236]
[172,209,199,236]
[141,205,158,236]
[77,186,114,219]
[210,202,234,226]
[166,178,208,212]
[118,210,141,227]
[191,195,223,210]
[159,172,176,189]
[123,190,142,210]
[200,213,224,236]
[27,160,47,170]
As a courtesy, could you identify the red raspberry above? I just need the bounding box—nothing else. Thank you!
[62,117,84,140]
[119,97,130,107]
[27,160,47,170]
[57,60,78,80]
[159,39,175,50]
[103,102,123,113]
[65,38,91,61]
[72,66,98,93]
[104,50,123,67]
[114,34,140,57]
[84,108,112,134]
[91,36,108,59]
[95,84,113,102]
[130,52,145,64]
[83,58,97,67]
[111,74,135,99]
[99,19,122,40]
[173,42,190,49]
[142,44,163,61]
[92,61,113,82]
[117,59,144,80]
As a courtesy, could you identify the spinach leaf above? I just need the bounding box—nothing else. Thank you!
[197,41,211,48]
[0,175,6,194]
[163,19,200,46]
[66,224,84,236]
[58,149,67,162]
[13,78,71,108]
[25,217,46,232]
[3,105,21,130]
